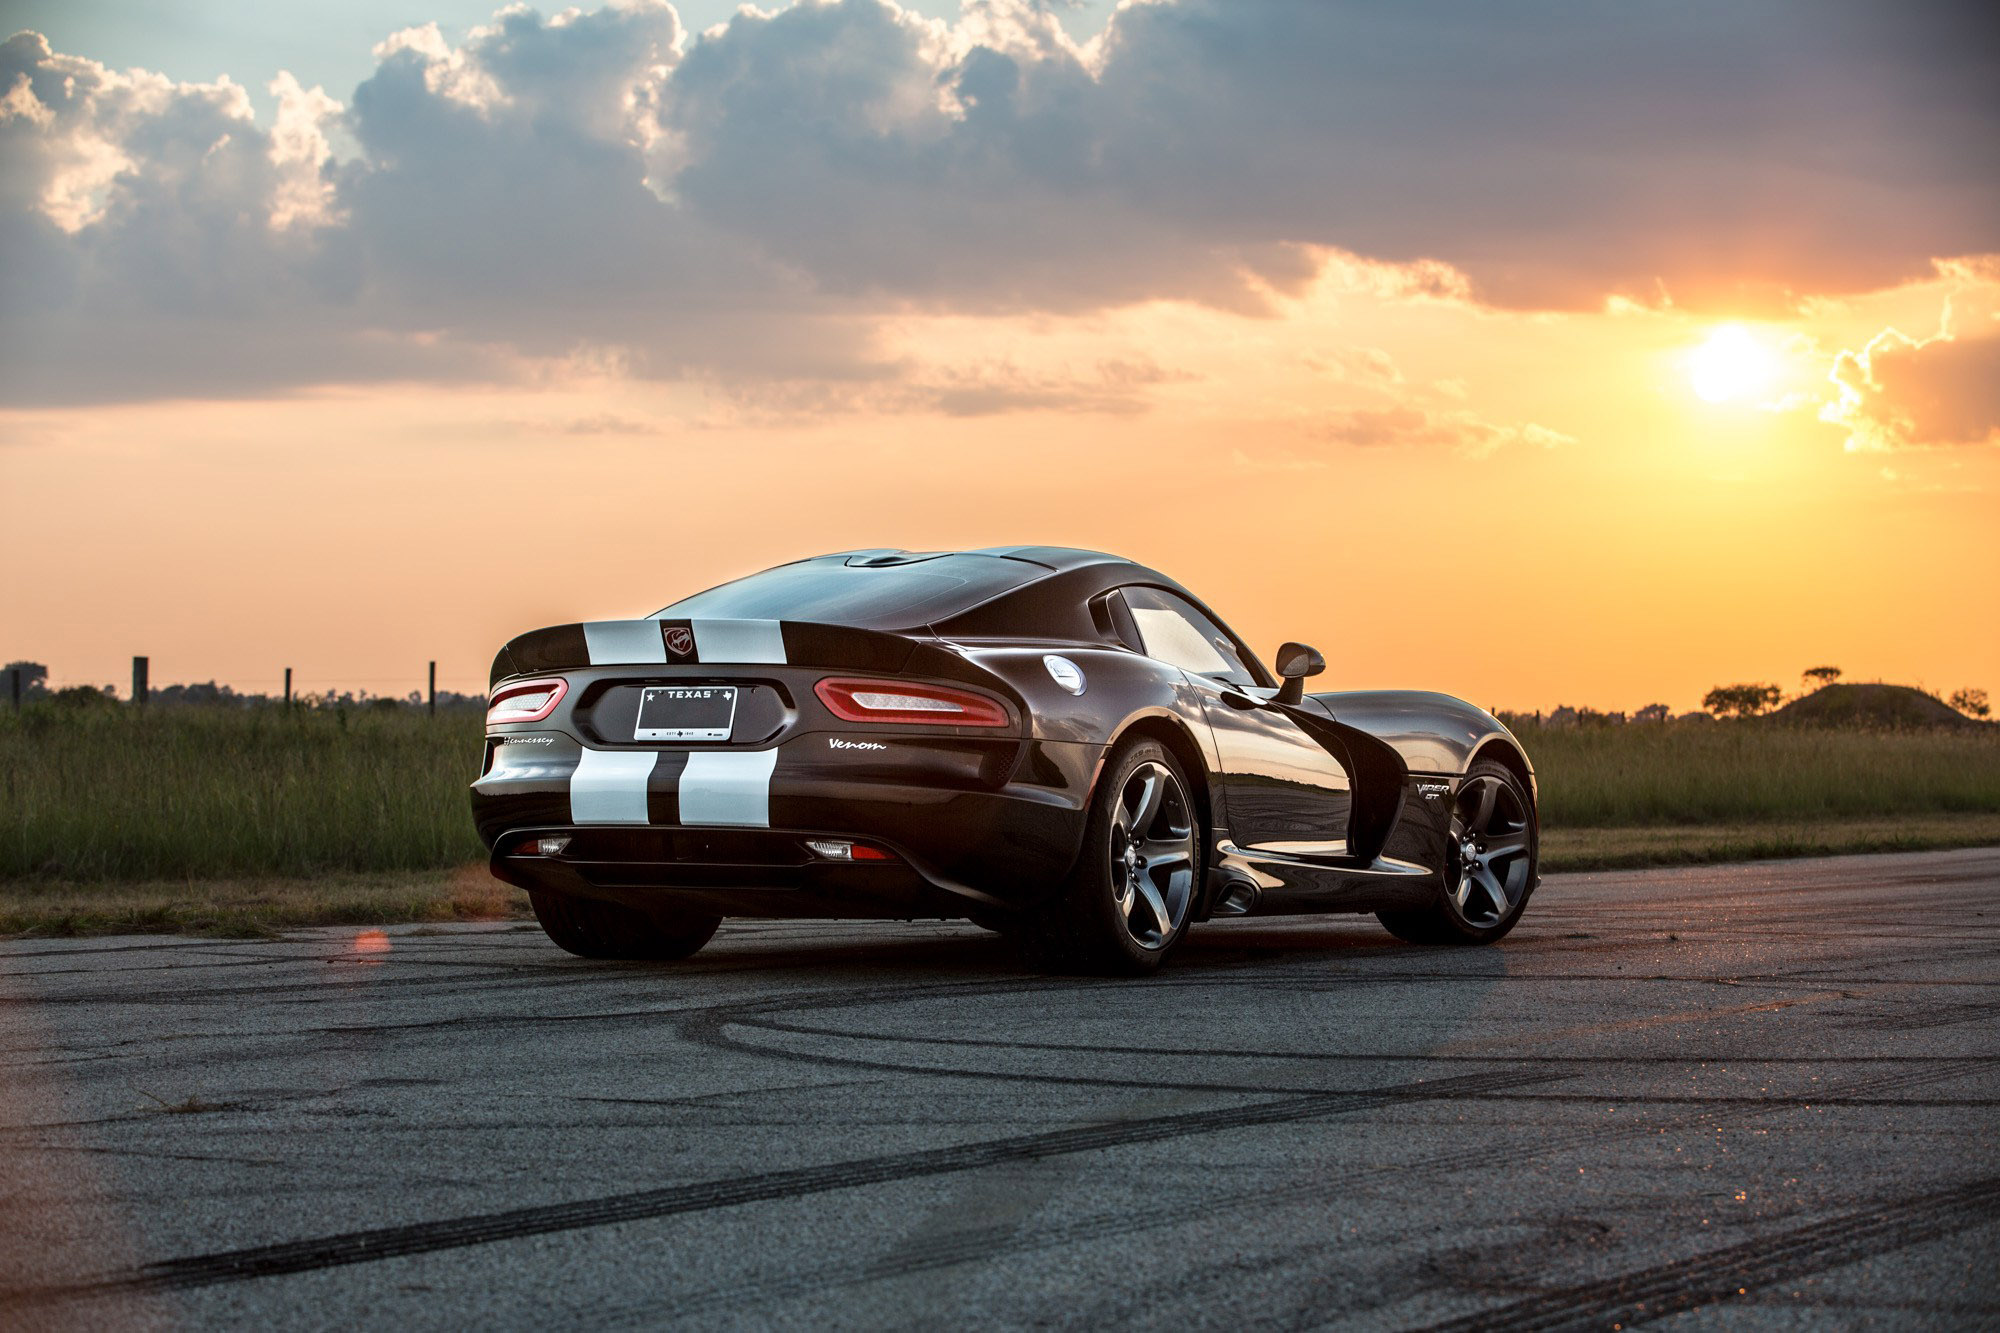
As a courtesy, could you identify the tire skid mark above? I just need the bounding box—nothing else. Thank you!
[1842,997,2000,1032]
[1417,1175,2000,1332]
[695,1003,1998,1100]
[25,949,1954,1010]
[595,1056,1987,1325]
[22,975,1084,1054]
[724,1018,2000,1069]
[7,1067,1555,1303]
[27,951,1963,1017]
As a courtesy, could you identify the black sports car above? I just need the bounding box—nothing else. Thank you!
[473,547,1538,974]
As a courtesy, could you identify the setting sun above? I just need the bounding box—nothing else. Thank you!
[1688,324,1778,404]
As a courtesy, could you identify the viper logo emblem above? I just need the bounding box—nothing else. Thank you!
[664,626,694,655]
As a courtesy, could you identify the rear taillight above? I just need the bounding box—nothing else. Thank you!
[813,677,1010,727]
[487,677,568,727]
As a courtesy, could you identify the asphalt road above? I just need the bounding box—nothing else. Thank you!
[3,848,1997,1330]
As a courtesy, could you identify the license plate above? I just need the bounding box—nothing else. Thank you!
[634,685,738,742]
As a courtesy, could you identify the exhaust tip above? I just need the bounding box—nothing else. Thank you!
[804,839,894,862]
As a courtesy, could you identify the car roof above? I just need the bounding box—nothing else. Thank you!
[807,546,1139,574]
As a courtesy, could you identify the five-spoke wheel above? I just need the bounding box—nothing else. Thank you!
[1022,738,1202,975]
[1108,759,1197,950]
[1447,772,1533,929]
[1378,756,1538,945]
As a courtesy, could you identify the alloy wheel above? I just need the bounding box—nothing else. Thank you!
[1107,760,1196,949]
[1447,774,1532,928]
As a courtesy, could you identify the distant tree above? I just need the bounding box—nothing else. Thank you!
[1802,665,1842,691]
[1633,702,1670,724]
[153,681,256,707]
[1949,687,1991,719]
[49,684,119,709]
[1703,683,1783,719]
[3,661,49,701]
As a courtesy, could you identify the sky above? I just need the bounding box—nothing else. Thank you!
[1,0,1996,710]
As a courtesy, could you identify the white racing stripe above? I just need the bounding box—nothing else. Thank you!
[583,620,667,665]
[690,619,786,664]
[678,749,778,826]
[570,748,657,824]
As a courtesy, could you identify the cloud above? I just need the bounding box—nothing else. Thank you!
[1825,328,2000,451]
[2,1,1996,406]
[1822,260,2000,449]
[695,351,1193,424]
[658,0,1996,311]
[558,412,663,435]
[1303,346,1403,390]
[1315,406,1574,459]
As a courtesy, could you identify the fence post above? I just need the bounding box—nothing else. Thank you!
[428,660,436,716]
[284,667,292,708]
[132,656,148,708]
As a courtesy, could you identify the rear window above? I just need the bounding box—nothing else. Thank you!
[653,555,1042,628]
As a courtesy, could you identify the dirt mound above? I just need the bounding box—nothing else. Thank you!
[1770,683,1975,729]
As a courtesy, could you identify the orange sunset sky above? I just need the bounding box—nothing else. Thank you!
[2,0,1996,712]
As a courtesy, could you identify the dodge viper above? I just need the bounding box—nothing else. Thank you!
[473,547,1539,974]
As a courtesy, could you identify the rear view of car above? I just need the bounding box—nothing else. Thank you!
[475,546,1540,974]
[471,551,1102,960]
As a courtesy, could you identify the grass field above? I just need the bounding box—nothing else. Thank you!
[1522,721,2000,825]
[2,704,1997,935]
[2,704,485,882]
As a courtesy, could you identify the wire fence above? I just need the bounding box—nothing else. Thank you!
[3,659,489,711]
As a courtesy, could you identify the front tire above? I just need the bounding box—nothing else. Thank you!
[1021,739,1201,976]
[1377,758,1537,946]
[530,891,720,961]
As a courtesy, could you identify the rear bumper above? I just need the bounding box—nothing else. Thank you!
[491,826,1004,920]
[471,731,1102,918]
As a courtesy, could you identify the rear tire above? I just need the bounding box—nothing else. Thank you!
[1377,757,1537,946]
[530,891,719,961]
[1020,739,1201,976]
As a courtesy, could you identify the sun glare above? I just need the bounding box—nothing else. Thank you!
[1688,324,1776,405]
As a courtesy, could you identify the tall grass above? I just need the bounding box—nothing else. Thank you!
[1524,722,2000,826]
[1,706,1995,882]
[0,705,486,880]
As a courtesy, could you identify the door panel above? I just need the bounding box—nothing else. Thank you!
[1190,679,1352,855]
[1110,584,1353,855]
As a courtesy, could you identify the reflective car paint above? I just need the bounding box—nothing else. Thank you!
[470,547,1537,927]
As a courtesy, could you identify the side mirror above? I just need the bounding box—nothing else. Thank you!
[1273,641,1325,705]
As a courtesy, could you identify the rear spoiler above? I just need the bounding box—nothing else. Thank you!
[490,619,940,687]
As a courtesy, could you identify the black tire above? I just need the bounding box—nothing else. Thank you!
[1020,739,1202,976]
[1377,757,1537,946]
[530,891,720,961]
